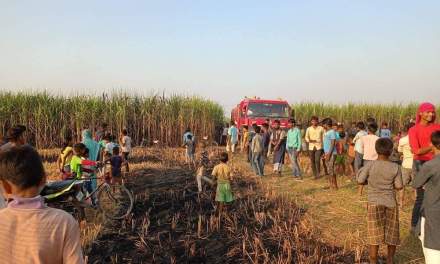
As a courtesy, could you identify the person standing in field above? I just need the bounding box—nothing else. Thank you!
[95,122,108,142]
[183,134,196,169]
[120,129,132,172]
[212,152,234,215]
[379,122,392,138]
[251,126,264,176]
[347,134,356,178]
[269,120,287,176]
[221,124,229,146]
[353,122,368,174]
[348,122,358,138]
[247,123,258,168]
[241,125,250,159]
[357,138,403,264]
[0,146,85,263]
[261,123,271,172]
[82,129,101,193]
[408,102,440,234]
[183,128,194,146]
[413,131,440,263]
[335,131,347,177]
[321,118,338,190]
[305,116,325,179]
[57,135,74,180]
[286,119,302,180]
[397,122,415,208]
[358,122,380,196]
[226,121,238,154]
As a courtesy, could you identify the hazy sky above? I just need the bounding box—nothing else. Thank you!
[1,1,439,111]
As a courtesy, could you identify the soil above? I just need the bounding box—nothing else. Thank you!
[85,156,359,264]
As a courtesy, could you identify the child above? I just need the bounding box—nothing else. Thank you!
[347,134,356,178]
[379,122,392,138]
[353,121,367,174]
[226,121,238,154]
[105,135,118,156]
[251,125,264,177]
[120,129,132,172]
[0,146,85,263]
[358,122,380,196]
[321,118,338,190]
[335,131,346,177]
[103,152,113,184]
[212,152,234,214]
[397,122,415,208]
[57,135,73,179]
[110,146,124,185]
[241,125,249,155]
[357,138,403,264]
[183,134,196,169]
[413,131,440,263]
[70,143,86,179]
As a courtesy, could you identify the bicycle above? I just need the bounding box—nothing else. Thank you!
[42,173,134,221]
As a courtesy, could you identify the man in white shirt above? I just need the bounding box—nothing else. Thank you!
[353,122,368,173]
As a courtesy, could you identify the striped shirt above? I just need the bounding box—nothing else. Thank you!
[0,196,85,264]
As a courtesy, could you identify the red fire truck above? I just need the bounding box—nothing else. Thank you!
[231,97,292,130]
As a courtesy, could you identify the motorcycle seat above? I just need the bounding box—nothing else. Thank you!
[41,180,76,196]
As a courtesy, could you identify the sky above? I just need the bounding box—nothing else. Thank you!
[1,0,439,111]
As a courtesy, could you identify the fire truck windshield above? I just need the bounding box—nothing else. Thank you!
[246,103,289,118]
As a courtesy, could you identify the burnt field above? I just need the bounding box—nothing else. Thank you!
[77,149,358,264]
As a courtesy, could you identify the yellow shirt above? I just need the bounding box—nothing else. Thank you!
[305,126,324,150]
[212,163,232,183]
[60,146,73,165]
[242,131,249,148]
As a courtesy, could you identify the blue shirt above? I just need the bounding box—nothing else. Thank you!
[323,129,337,154]
[379,128,391,138]
[228,126,238,144]
[286,128,302,150]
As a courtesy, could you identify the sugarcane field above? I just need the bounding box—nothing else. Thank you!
[1,2,440,264]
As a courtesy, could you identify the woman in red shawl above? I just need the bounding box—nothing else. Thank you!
[409,102,440,232]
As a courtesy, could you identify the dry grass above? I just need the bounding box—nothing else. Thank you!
[41,148,425,263]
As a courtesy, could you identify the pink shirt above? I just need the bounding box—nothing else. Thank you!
[360,134,379,161]
[0,196,85,264]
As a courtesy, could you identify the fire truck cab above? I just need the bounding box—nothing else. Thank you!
[231,97,292,131]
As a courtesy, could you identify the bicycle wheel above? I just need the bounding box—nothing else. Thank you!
[97,184,134,220]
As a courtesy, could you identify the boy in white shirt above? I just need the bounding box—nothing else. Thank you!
[397,122,415,207]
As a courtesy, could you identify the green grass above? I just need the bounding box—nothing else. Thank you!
[0,91,224,148]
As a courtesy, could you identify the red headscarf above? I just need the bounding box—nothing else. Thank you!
[416,102,436,124]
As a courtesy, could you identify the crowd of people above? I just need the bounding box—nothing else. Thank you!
[0,123,133,263]
[218,102,440,264]
[0,102,439,263]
